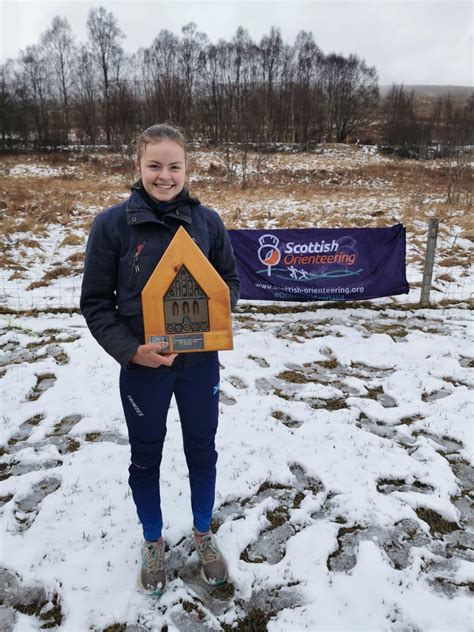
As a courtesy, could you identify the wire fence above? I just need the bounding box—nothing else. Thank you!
[1,227,472,314]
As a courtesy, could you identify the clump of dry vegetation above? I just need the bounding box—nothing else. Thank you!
[0,146,472,296]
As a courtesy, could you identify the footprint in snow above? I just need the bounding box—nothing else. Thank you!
[376,477,434,494]
[43,415,83,455]
[26,373,57,401]
[240,465,323,565]
[84,431,128,445]
[6,415,83,456]
[247,355,270,368]
[219,391,237,406]
[327,519,431,573]
[14,477,61,531]
[226,375,248,390]
[271,410,303,428]
[7,414,45,447]
[0,458,62,482]
[0,567,62,629]
[49,414,82,436]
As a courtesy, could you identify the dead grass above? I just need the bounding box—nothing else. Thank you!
[415,507,459,536]
[436,273,456,282]
[276,370,311,384]
[19,238,44,250]
[8,270,26,281]
[26,264,78,290]
[438,256,469,268]
[0,168,125,228]
[1,148,472,288]
[60,234,83,247]
[66,252,84,264]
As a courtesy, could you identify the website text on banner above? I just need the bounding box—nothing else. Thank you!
[228,224,409,302]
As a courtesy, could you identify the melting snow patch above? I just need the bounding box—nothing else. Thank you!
[7,164,76,178]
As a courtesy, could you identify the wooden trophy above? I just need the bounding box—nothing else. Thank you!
[141,226,233,353]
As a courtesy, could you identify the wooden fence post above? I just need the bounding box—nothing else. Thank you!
[420,218,439,307]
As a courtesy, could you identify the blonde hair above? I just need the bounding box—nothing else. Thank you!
[135,124,187,160]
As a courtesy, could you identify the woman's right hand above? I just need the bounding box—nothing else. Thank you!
[130,343,178,368]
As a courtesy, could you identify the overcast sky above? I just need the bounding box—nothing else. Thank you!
[1,0,472,86]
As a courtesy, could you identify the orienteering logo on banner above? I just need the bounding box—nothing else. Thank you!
[256,233,360,282]
[257,234,281,277]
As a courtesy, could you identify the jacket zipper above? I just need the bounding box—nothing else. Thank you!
[133,242,146,273]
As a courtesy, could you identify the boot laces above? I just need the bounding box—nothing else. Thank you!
[144,542,165,572]
[198,535,219,562]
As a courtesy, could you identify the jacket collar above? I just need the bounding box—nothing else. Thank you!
[126,187,193,226]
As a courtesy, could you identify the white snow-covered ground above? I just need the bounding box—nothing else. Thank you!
[0,304,472,631]
[6,165,77,178]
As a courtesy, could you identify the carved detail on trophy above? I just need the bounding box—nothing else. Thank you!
[164,266,210,333]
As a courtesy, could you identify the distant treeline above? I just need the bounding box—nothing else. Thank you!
[0,7,472,150]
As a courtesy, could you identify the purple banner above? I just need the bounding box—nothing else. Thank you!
[229,224,409,302]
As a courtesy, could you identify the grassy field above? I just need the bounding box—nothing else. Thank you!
[0,144,472,308]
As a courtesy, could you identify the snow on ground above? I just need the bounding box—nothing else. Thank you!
[0,305,472,631]
[1,146,472,310]
[189,145,394,175]
[4,164,77,178]
[1,192,472,310]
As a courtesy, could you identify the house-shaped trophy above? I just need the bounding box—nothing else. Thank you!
[141,226,233,353]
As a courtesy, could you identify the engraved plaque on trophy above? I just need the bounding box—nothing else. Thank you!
[141,226,233,353]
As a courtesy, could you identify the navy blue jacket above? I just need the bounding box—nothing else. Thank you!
[80,187,240,369]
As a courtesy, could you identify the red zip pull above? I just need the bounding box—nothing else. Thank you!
[134,242,144,273]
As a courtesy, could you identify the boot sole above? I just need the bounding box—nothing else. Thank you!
[137,576,167,598]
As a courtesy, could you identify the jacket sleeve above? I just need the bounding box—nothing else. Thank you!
[209,215,240,311]
[80,212,142,368]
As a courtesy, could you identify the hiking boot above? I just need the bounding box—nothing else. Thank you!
[139,539,167,596]
[193,530,228,585]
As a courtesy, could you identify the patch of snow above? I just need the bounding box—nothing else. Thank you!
[0,303,472,630]
[6,164,76,178]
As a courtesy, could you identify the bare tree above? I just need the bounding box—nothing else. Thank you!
[179,23,207,129]
[86,6,125,143]
[382,84,420,148]
[292,31,324,146]
[144,30,180,123]
[40,17,76,144]
[18,44,52,144]
[10,18,468,155]
[259,27,284,142]
[322,54,378,143]
[431,93,473,150]
[75,45,99,144]
[0,62,16,146]
[203,41,228,142]
[431,94,474,205]
[110,55,142,149]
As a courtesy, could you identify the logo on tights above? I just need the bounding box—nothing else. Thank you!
[127,395,144,416]
[212,383,220,396]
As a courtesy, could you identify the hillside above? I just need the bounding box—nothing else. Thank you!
[379,85,473,100]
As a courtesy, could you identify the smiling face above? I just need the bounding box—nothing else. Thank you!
[136,139,186,202]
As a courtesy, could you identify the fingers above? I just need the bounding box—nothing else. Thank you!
[158,353,178,366]
[132,344,178,368]
[146,342,170,353]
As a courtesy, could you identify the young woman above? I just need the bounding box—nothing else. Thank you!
[80,124,239,596]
